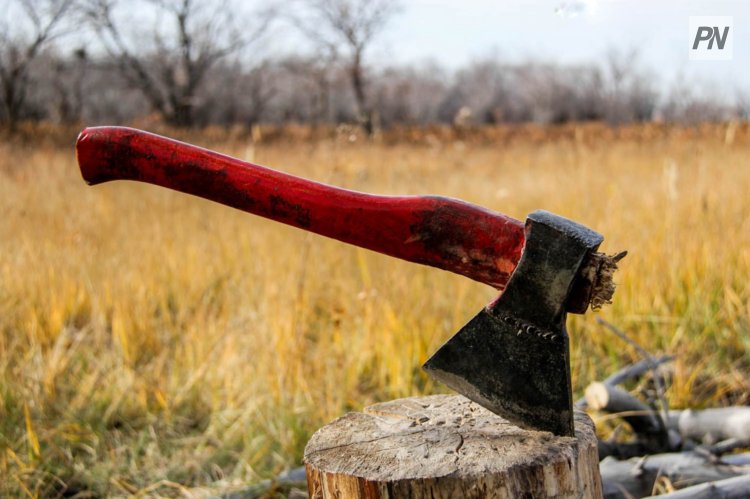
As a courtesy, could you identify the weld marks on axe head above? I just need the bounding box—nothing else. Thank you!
[498,315,561,342]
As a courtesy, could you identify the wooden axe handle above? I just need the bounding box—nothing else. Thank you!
[76,126,525,289]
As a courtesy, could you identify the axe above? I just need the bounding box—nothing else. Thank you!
[76,126,623,436]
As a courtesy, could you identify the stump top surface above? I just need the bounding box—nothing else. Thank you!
[304,394,596,482]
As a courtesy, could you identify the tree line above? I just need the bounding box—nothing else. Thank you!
[1,0,746,131]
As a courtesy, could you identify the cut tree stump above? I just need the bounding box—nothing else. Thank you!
[304,395,602,498]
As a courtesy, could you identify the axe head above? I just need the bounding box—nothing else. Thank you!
[423,210,604,436]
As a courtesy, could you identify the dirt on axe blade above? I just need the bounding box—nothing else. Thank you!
[76,126,624,436]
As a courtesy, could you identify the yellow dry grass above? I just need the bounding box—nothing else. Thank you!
[0,123,748,496]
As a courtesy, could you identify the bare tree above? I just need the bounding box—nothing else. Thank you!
[197,58,278,126]
[293,0,400,135]
[372,62,447,126]
[735,89,749,120]
[661,78,733,124]
[602,48,657,123]
[47,47,88,123]
[84,0,274,127]
[0,0,75,127]
[279,51,338,125]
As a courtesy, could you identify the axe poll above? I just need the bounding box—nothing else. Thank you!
[76,126,623,435]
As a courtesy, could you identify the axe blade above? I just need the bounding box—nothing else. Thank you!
[423,210,604,436]
[423,309,573,435]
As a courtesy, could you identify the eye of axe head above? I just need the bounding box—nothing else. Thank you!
[423,210,604,436]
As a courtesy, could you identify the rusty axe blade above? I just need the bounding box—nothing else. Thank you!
[423,211,603,436]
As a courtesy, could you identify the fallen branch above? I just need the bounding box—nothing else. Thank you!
[605,355,675,387]
[586,381,672,459]
[642,474,750,498]
[575,355,674,410]
[596,318,671,429]
[600,451,750,499]
[700,438,750,456]
[667,407,750,443]
[586,382,663,437]
[598,440,659,461]
[722,452,750,466]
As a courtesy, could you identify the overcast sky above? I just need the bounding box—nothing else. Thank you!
[378,0,749,100]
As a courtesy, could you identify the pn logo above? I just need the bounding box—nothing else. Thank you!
[689,16,733,60]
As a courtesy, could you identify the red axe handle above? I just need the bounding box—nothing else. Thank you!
[76,126,525,289]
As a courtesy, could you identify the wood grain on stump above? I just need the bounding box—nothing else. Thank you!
[304,395,602,498]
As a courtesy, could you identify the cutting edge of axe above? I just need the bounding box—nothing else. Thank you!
[76,126,625,435]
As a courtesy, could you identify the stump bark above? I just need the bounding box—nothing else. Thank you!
[304,395,602,498]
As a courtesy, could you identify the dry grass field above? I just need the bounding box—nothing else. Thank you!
[1,123,749,496]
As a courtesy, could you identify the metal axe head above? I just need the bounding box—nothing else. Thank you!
[423,210,604,436]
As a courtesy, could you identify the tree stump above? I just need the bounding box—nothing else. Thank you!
[304,395,602,498]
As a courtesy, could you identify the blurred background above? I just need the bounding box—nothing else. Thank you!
[1,0,748,130]
[1,1,749,497]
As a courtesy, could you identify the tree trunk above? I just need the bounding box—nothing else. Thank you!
[350,49,373,136]
[304,394,602,498]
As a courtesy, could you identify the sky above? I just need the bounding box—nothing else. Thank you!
[379,0,749,100]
